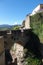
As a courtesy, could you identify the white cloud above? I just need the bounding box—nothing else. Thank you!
[8,19,23,25]
[14,22,18,25]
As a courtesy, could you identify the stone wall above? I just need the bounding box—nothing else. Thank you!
[25,15,31,29]
[0,52,5,65]
[0,36,4,53]
[0,36,5,65]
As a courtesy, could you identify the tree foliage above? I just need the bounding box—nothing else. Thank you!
[11,25,20,30]
[30,12,43,43]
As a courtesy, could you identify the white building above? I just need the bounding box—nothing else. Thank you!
[30,4,43,16]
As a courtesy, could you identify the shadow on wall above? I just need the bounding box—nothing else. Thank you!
[5,48,13,65]
[5,48,17,65]
[24,31,41,59]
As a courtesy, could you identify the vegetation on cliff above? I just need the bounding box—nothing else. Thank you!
[30,12,43,43]
[24,12,43,65]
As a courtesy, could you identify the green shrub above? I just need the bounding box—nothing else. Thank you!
[24,48,41,65]
[30,12,43,43]
[25,56,41,65]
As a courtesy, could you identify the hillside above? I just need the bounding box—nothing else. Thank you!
[0,24,21,31]
[0,24,12,31]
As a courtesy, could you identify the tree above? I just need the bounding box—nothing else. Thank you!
[11,25,20,30]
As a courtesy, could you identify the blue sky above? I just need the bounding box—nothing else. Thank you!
[0,0,43,25]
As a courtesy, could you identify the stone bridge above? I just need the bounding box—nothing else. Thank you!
[0,29,43,65]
